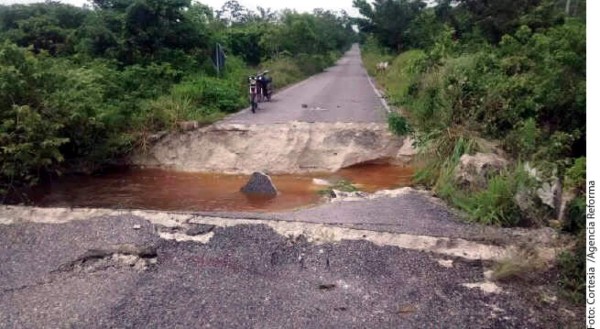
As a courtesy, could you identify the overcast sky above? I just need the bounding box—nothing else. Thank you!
[0,0,360,16]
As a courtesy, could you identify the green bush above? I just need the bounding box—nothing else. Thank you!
[387,112,411,136]
[462,172,524,226]
[558,232,585,303]
[196,77,246,113]
[172,75,247,114]
[395,20,585,166]
[504,118,541,157]
[0,105,68,193]
[565,157,586,192]
[261,56,304,87]
[563,196,585,234]
[0,44,68,192]
[364,16,585,229]
[413,129,478,188]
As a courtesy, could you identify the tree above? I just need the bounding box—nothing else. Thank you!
[353,0,426,51]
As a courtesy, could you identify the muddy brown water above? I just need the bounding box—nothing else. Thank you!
[31,164,413,212]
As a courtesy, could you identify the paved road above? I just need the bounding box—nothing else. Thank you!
[0,45,581,328]
[0,215,576,329]
[225,44,387,124]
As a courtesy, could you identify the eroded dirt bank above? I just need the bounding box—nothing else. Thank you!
[132,121,415,174]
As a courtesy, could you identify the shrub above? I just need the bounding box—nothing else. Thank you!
[453,164,541,226]
[261,56,304,87]
[565,156,586,192]
[562,196,585,234]
[387,112,411,136]
[558,232,585,303]
[382,49,426,105]
[504,118,541,157]
[463,172,524,226]
[171,75,246,114]
[0,105,68,193]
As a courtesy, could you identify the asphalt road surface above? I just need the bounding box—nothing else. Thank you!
[0,215,576,329]
[225,44,387,124]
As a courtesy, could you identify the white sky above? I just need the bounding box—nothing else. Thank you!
[0,0,360,16]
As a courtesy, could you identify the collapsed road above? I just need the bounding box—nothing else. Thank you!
[0,45,582,328]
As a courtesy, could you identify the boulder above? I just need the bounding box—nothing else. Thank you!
[241,172,278,196]
[524,162,571,220]
[536,179,561,210]
[454,152,509,189]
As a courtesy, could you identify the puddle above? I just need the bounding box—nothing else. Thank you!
[30,164,413,212]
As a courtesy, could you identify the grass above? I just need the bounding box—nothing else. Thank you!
[492,246,545,282]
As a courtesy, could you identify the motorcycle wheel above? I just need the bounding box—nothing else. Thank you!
[250,94,257,113]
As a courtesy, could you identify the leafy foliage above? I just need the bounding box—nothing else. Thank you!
[359,0,586,301]
[360,2,585,194]
[558,232,585,303]
[388,112,411,136]
[0,1,355,197]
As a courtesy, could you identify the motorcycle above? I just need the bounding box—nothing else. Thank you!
[248,75,259,113]
[256,70,272,102]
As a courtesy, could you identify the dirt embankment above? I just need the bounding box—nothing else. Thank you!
[132,121,415,174]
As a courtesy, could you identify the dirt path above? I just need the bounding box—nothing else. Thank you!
[225,44,387,124]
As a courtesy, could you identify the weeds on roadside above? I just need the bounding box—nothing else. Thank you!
[492,246,545,282]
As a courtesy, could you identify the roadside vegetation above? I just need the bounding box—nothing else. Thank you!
[0,0,355,199]
[356,0,585,302]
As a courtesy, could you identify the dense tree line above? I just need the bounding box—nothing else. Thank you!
[0,0,355,199]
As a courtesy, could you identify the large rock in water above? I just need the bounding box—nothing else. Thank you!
[241,172,278,196]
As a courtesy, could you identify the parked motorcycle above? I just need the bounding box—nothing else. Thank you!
[256,70,272,102]
[248,75,259,113]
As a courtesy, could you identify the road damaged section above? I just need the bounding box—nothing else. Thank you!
[0,204,549,263]
[0,205,581,328]
[131,121,415,174]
